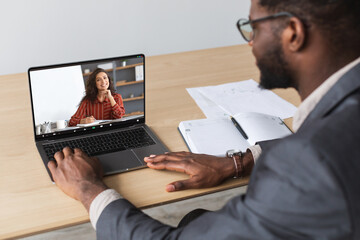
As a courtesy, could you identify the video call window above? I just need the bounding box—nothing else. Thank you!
[29,56,144,136]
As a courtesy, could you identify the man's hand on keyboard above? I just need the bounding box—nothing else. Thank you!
[48,147,108,212]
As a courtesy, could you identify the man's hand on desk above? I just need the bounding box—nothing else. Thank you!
[144,151,254,192]
[47,147,108,212]
[47,148,254,208]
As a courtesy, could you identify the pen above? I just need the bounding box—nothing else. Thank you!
[230,116,248,140]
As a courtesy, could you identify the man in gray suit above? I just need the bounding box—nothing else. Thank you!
[48,0,360,239]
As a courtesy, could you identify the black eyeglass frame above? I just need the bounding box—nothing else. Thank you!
[236,11,295,42]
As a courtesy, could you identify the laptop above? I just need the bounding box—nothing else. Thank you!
[28,54,168,181]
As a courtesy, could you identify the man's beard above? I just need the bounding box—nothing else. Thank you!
[257,42,295,90]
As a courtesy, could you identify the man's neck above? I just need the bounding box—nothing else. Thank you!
[296,53,359,101]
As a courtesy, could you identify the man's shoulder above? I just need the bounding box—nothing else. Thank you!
[268,109,360,166]
[246,130,352,238]
[298,89,360,153]
[253,95,360,197]
[256,96,359,176]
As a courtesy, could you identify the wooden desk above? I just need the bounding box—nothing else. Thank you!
[0,44,301,239]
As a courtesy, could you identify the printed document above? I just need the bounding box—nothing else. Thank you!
[187,79,297,119]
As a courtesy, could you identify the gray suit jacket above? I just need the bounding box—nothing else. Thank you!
[97,62,360,240]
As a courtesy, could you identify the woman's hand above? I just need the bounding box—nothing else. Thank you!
[106,90,113,99]
[106,90,116,106]
[80,116,95,124]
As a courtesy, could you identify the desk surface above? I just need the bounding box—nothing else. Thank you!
[0,44,301,239]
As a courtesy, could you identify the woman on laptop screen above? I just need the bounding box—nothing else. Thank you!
[68,68,125,126]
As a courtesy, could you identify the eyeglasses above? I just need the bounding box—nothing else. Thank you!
[236,12,294,42]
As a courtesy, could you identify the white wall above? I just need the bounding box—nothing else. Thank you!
[0,0,250,75]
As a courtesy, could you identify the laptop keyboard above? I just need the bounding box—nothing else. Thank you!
[43,127,155,161]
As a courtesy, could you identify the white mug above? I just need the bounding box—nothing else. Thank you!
[36,125,41,135]
[56,120,67,129]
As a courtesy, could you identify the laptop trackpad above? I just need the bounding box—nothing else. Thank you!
[97,150,143,175]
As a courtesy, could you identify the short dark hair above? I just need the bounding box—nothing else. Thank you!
[259,0,360,53]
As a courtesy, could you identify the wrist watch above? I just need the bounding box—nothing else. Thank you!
[226,149,244,178]
[226,149,243,158]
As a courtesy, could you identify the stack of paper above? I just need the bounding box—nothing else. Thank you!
[186,79,297,119]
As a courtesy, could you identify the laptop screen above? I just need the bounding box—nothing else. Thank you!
[28,54,145,140]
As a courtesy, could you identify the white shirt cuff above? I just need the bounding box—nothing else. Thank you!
[89,189,122,230]
[248,144,262,163]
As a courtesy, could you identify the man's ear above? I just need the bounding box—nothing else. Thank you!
[282,17,306,52]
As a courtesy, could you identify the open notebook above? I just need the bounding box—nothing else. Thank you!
[178,112,292,157]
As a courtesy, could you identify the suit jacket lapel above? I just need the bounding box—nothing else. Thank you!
[299,62,360,130]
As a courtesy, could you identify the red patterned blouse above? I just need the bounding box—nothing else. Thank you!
[68,93,125,126]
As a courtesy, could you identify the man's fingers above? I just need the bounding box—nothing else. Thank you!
[169,151,191,156]
[47,160,57,178]
[166,178,200,192]
[147,160,192,175]
[73,148,84,155]
[74,148,98,166]
[144,152,191,163]
[62,147,74,157]
[54,151,64,162]
[144,154,170,163]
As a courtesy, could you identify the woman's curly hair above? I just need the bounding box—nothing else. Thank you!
[81,68,116,104]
